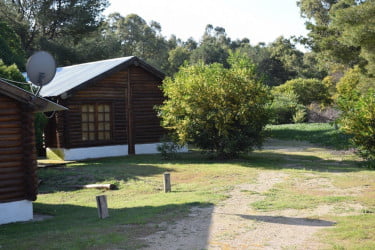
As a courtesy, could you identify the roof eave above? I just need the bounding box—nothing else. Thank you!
[0,80,67,112]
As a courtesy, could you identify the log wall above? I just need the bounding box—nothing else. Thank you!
[0,94,37,202]
[46,65,166,150]
[131,66,165,144]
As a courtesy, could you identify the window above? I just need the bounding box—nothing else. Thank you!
[81,104,111,141]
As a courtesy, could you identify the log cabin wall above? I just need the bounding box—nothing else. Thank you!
[130,66,165,144]
[0,94,37,202]
[61,68,127,149]
[48,64,166,150]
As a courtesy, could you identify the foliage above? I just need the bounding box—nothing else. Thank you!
[189,25,230,67]
[335,66,373,100]
[0,0,109,54]
[298,0,374,74]
[0,21,25,70]
[338,89,375,166]
[332,0,375,75]
[269,91,306,124]
[245,37,325,87]
[167,46,191,75]
[273,78,332,106]
[292,106,307,124]
[158,53,271,158]
[0,60,27,87]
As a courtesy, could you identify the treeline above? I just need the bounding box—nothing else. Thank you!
[0,0,324,84]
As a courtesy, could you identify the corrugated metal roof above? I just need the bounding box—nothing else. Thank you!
[37,56,134,97]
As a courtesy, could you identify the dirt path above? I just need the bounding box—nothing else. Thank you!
[139,141,364,249]
[140,171,334,249]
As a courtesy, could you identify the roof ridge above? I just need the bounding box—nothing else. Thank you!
[58,56,134,69]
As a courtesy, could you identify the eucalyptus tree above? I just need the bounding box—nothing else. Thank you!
[104,13,169,71]
[190,24,231,67]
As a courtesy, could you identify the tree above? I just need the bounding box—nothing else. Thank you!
[104,13,169,71]
[0,21,25,70]
[166,46,191,76]
[332,0,375,75]
[0,0,109,54]
[190,24,230,67]
[297,0,365,72]
[158,53,271,159]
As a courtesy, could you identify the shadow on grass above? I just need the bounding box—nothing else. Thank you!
[241,151,365,173]
[0,201,213,249]
[37,160,174,193]
[37,144,371,194]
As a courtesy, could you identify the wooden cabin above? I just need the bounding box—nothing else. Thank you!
[0,79,66,225]
[40,56,179,161]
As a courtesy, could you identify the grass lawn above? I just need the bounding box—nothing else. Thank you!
[267,123,352,149]
[0,123,374,249]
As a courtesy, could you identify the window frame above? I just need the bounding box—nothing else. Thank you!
[81,103,113,142]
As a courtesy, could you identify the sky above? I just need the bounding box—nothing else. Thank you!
[104,0,309,46]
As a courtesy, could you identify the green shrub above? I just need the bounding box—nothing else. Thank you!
[335,66,373,101]
[158,53,272,159]
[0,59,27,86]
[273,78,332,106]
[338,89,375,166]
[269,91,306,124]
[292,106,307,123]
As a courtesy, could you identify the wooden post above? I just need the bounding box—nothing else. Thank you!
[163,172,171,193]
[127,67,135,155]
[96,195,109,219]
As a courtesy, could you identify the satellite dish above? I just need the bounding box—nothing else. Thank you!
[26,51,56,86]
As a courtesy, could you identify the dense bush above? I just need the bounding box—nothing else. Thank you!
[269,91,306,124]
[338,89,375,166]
[335,66,375,166]
[273,78,332,106]
[0,59,26,84]
[158,53,272,159]
[335,66,373,100]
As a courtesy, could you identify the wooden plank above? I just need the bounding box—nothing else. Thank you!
[0,191,25,201]
[127,68,135,155]
[0,162,21,169]
[0,154,23,161]
[0,172,25,181]
[0,179,24,188]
